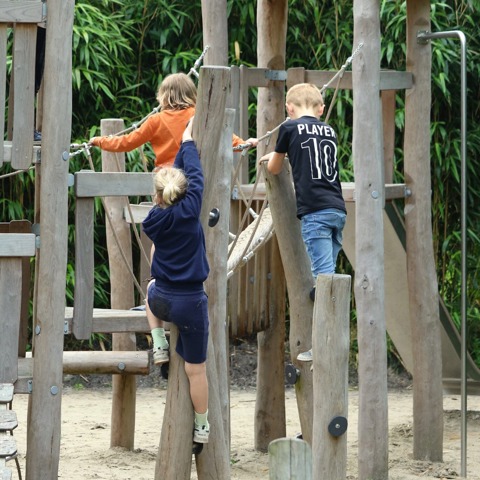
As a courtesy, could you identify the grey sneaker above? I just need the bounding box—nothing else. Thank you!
[193,423,210,443]
[153,347,169,365]
[297,349,312,362]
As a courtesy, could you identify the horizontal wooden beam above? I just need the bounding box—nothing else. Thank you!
[124,203,153,224]
[0,1,44,23]
[2,142,41,164]
[74,171,155,197]
[18,351,150,376]
[65,307,150,333]
[0,234,35,257]
[233,182,408,202]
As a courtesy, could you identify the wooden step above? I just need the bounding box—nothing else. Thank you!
[0,412,17,433]
[0,436,16,458]
[0,386,13,406]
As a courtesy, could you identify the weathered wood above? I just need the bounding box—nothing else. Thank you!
[234,182,408,202]
[405,0,443,461]
[200,0,227,66]
[262,161,314,444]
[11,24,36,170]
[268,438,312,480]
[0,385,13,405]
[0,411,17,432]
[0,259,22,384]
[194,67,232,480]
[312,274,351,480]
[72,197,94,339]
[1,142,41,164]
[26,3,75,479]
[100,118,137,451]
[0,24,6,166]
[0,437,16,457]
[352,1,389,479]
[0,467,11,480]
[382,90,396,184]
[0,1,44,23]
[18,351,149,375]
[123,203,153,224]
[75,171,154,197]
[227,208,273,278]
[255,0,288,452]
[0,234,35,256]
[66,307,149,333]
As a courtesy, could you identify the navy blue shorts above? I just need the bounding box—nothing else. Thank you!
[147,283,209,364]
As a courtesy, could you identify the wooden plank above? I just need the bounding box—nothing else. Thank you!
[312,274,351,480]
[268,438,312,480]
[234,182,408,202]
[0,259,22,384]
[0,1,44,23]
[72,198,94,340]
[2,142,41,164]
[75,171,154,197]
[123,203,153,224]
[65,307,150,333]
[11,24,36,170]
[0,25,6,167]
[0,467,12,480]
[0,411,17,432]
[0,385,13,405]
[0,234,36,257]
[0,437,16,457]
[302,70,413,91]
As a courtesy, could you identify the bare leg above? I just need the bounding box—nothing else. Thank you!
[184,361,208,414]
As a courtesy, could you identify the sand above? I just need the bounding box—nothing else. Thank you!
[8,385,480,479]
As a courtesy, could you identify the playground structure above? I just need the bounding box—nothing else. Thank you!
[0,0,476,479]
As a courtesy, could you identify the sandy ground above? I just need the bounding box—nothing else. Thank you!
[8,384,480,479]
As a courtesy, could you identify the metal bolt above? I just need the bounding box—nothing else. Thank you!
[50,386,59,395]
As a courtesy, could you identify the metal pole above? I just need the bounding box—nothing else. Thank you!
[417,29,468,478]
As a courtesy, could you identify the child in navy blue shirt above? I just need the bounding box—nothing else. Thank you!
[261,83,347,362]
[142,119,210,443]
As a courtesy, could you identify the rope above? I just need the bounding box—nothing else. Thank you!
[0,165,35,180]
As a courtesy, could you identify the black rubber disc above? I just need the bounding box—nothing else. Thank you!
[285,363,300,385]
[328,416,348,437]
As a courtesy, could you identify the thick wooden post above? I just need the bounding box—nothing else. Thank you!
[200,0,228,66]
[101,119,137,450]
[156,67,231,480]
[255,0,289,452]
[26,2,75,479]
[312,274,351,480]
[262,162,314,444]
[268,438,312,480]
[352,1,389,479]
[405,0,443,461]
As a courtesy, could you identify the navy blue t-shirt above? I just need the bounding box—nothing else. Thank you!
[275,116,346,219]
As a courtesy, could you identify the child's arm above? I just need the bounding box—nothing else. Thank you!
[259,151,285,175]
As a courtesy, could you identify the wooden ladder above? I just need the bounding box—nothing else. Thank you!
[0,384,21,480]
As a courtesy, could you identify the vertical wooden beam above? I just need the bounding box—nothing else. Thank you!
[352,1,389,479]
[312,274,351,480]
[268,437,312,480]
[26,2,75,479]
[100,119,137,450]
[0,24,7,166]
[255,0,289,452]
[405,0,443,461]
[381,90,396,184]
[200,0,228,66]
[261,161,314,444]
[11,24,35,170]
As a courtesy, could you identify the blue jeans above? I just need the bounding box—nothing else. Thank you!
[301,209,346,279]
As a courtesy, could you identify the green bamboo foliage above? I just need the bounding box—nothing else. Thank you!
[1,0,478,361]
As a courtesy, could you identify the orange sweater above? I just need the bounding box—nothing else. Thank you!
[92,106,245,168]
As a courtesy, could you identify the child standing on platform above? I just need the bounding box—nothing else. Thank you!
[261,83,347,362]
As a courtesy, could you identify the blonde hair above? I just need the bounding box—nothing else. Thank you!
[286,83,324,109]
[156,73,197,111]
[153,167,188,207]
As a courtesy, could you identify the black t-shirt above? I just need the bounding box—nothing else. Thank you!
[275,116,346,219]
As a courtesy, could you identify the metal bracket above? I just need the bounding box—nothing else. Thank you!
[417,30,431,45]
[265,70,287,81]
[231,186,239,200]
[64,320,70,335]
